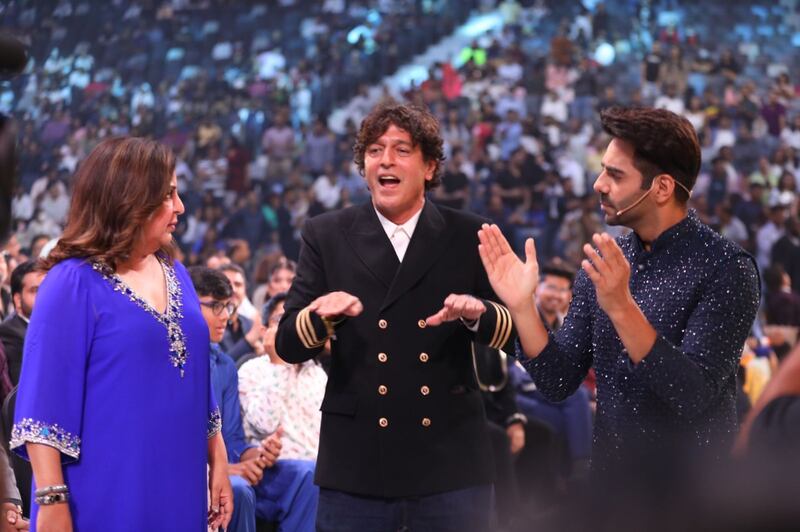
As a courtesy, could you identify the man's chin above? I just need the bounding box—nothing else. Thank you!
[601,207,622,226]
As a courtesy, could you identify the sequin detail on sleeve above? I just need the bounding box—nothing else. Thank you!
[9,418,81,459]
[207,406,222,438]
[92,258,189,377]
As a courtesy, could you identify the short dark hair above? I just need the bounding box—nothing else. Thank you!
[763,264,785,293]
[353,102,445,190]
[600,106,700,203]
[218,262,246,278]
[189,266,233,300]
[262,292,288,325]
[540,259,576,287]
[10,260,37,297]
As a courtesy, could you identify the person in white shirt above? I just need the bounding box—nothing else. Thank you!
[311,164,343,211]
[757,203,787,270]
[239,292,327,461]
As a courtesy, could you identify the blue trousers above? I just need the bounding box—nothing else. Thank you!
[316,484,493,532]
[228,459,318,532]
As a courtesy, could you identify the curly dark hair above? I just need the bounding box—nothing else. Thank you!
[600,106,700,203]
[353,102,445,190]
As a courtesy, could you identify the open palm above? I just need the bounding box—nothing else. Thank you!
[478,224,539,311]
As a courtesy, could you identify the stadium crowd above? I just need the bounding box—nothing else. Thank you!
[1,0,800,530]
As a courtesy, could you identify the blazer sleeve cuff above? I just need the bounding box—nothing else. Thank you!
[295,306,333,349]
[476,299,513,350]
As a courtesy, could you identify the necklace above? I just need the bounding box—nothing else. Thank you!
[92,257,189,377]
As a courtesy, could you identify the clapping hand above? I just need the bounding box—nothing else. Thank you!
[581,233,633,316]
[477,224,539,312]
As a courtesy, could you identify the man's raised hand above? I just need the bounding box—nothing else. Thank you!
[478,224,539,312]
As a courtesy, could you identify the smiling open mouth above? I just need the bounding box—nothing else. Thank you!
[378,176,400,186]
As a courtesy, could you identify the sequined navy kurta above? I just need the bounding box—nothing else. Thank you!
[522,212,760,472]
[11,257,221,531]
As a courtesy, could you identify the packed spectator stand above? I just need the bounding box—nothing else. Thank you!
[2,0,800,529]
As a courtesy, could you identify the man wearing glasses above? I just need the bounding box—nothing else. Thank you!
[190,267,317,532]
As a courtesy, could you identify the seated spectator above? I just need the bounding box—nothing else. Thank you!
[252,257,296,313]
[433,146,470,210]
[191,267,317,532]
[654,83,685,115]
[219,263,262,362]
[239,292,327,462]
[310,163,343,211]
[772,215,800,294]
[716,203,749,250]
[513,261,593,478]
[262,109,295,181]
[763,264,800,327]
[196,144,228,197]
[0,260,45,386]
[756,202,787,270]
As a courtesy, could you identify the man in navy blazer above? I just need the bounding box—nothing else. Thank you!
[276,103,515,531]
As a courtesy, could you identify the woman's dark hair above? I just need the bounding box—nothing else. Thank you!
[42,137,176,271]
[269,257,296,279]
[353,102,445,189]
[600,106,700,203]
[188,266,233,300]
[262,291,288,325]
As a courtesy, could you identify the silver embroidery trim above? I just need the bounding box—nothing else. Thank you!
[10,418,81,459]
[92,258,189,376]
[208,407,222,438]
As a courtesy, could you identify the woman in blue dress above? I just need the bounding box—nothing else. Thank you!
[10,137,233,530]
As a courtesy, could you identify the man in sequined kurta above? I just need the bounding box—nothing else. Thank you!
[478,107,760,475]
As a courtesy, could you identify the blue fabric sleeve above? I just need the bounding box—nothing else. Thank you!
[217,355,253,462]
[11,260,94,462]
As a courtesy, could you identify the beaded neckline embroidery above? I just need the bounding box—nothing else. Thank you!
[92,257,188,377]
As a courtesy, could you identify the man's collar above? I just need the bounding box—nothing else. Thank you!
[374,201,425,240]
[632,210,697,254]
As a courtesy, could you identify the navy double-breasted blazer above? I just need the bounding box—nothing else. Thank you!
[276,200,515,497]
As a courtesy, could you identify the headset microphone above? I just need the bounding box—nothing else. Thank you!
[614,185,654,217]
[613,177,693,217]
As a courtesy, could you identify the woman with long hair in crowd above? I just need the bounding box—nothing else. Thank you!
[10,137,232,530]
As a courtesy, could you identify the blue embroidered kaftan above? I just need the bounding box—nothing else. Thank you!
[11,257,220,530]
